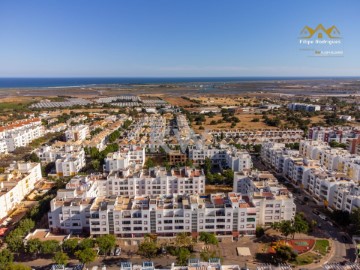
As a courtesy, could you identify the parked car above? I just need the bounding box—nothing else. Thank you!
[115,246,121,256]
[319,214,327,221]
[327,221,334,227]
[312,210,320,215]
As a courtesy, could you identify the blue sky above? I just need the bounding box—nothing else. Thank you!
[0,0,359,77]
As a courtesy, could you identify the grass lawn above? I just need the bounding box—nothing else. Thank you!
[292,252,321,265]
[313,240,329,256]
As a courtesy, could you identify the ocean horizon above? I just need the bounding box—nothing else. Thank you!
[0,76,359,89]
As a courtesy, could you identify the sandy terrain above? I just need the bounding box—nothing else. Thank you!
[163,96,198,106]
[192,113,276,132]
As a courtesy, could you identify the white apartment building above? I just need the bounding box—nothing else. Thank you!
[48,174,106,233]
[55,148,86,177]
[188,145,252,172]
[287,103,321,112]
[233,171,296,226]
[299,140,360,181]
[104,146,145,172]
[0,162,42,220]
[88,192,257,238]
[209,129,304,145]
[65,124,89,142]
[36,144,81,163]
[106,167,205,196]
[301,167,360,213]
[0,118,44,153]
[308,126,360,144]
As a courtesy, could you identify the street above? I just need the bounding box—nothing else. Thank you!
[251,154,357,266]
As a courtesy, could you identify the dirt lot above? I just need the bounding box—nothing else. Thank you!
[192,113,277,132]
[163,96,198,106]
[193,96,258,106]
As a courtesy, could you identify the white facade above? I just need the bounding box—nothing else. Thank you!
[55,148,86,177]
[48,175,106,233]
[188,146,252,172]
[107,167,205,196]
[104,146,145,172]
[0,162,42,220]
[65,125,89,142]
[233,171,296,226]
[287,103,321,112]
[88,192,256,237]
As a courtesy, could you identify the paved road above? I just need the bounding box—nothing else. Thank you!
[294,193,356,265]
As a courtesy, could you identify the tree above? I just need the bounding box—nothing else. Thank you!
[0,249,13,270]
[185,159,193,168]
[351,207,360,233]
[145,158,155,169]
[54,251,69,265]
[108,130,120,143]
[253,144,262,153]
[199,232,218,246]
[204,158,212,174]
[255,226,265,238]
[96,234,116,256]
[292,213,309,239]
[174,233,194,249]
[41,240,60,255]
[176,248,191,265]
[200,249,220,261]
[222,169,234,185]
[25,239,41,256]
[5,229,24,253]
[138,238,158,259]
[274,244,297,262]
[91,159,101,171]
[78,238,95,250]
[278,220,295,239]
[18,219,35,234]
[25,152,40,163]
[6,264,31,270]
[62,239,79,253]
[75,248,97,265]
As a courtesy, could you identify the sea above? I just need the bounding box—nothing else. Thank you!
[0,77,357,88]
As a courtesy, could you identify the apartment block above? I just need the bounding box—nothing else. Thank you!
[308,126,360,145]
[0,162,42,221]
[104,146,145,172]
[233,171,296,226]
[0,118,45,152]
[88,192,257,237]
[55,148,86,177]
[48,175,106,233]
[65,124,89,142]
[188,145,252,172]
[106,167,205,196]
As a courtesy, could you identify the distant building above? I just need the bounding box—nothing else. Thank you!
[287,103,321,112]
